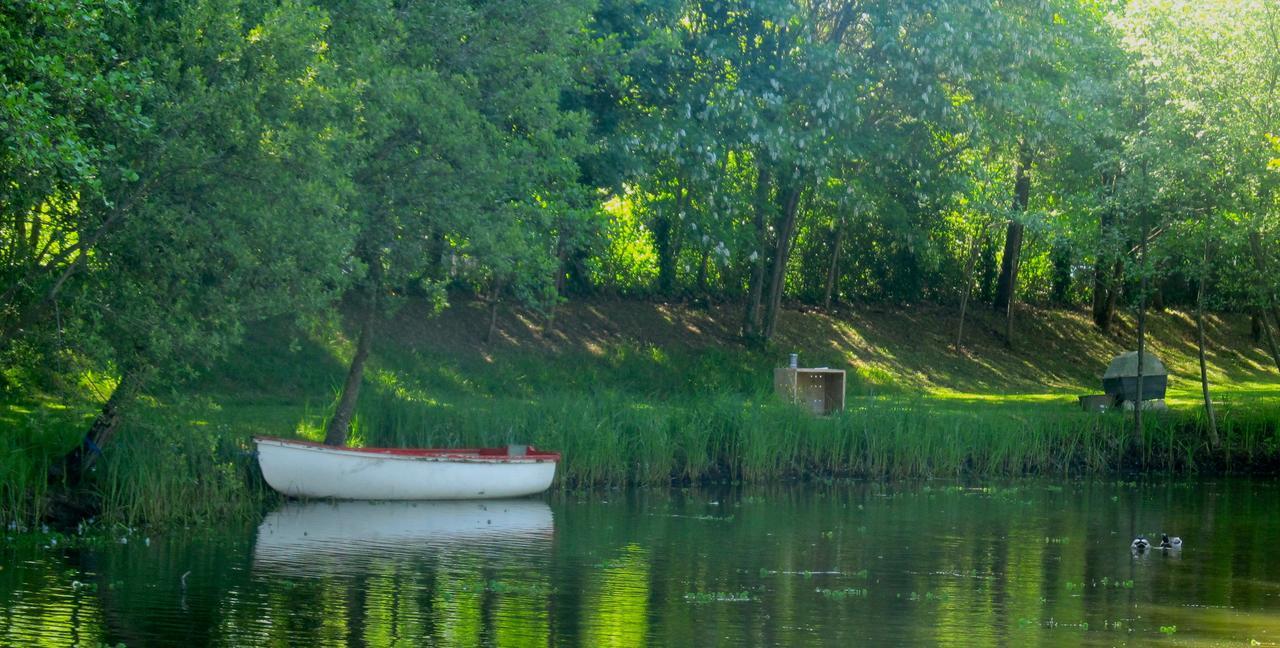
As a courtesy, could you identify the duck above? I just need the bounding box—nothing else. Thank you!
[1159,534,1182,549]
[1131,536,1150,552]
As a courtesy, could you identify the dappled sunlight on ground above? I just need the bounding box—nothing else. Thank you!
[176,297,1279,442]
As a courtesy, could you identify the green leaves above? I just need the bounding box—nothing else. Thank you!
[5,0,1280,415]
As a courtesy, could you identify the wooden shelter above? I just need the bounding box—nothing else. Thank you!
[774,367,846,415]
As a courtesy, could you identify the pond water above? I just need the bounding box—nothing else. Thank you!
[3,479,1280,646]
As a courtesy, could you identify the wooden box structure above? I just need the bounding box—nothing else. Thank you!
[1078,394,1115,412]
[774,368,846,415]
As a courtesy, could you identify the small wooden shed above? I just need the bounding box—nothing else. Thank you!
[774,367,846,415]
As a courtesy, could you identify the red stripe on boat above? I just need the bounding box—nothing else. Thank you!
[253,436,560,461]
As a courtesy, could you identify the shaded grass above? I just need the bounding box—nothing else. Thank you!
[0,398,94,525]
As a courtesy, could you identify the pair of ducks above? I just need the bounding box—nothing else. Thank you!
[1132,534,1181,552]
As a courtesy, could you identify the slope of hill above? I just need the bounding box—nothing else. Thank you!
[323,297,1278,404]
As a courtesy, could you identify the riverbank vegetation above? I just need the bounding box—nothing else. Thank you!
[5,299,1278,526]
[3,0,1280,525]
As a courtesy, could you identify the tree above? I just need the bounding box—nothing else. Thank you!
[318,0,593,446]
[62,0,358,472]
[1121,0,1280,370]
[0,0,146,354]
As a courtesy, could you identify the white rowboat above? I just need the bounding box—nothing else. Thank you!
[254,437,559,500]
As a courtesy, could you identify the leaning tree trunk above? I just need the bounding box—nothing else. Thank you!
[64,369,145,482]
[742,166,772,341]
[762,181,803,341]
[1195,247,1219,448]
[324,257,381,447]
[993,144,1033,346]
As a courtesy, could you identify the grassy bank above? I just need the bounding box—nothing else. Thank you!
[4,299,1279,527]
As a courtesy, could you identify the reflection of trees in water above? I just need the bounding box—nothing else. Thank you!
[2,481,1279,644]
[0,553,108,647]
[582,543,649,647]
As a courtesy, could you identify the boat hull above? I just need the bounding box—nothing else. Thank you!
[254,438,558,500]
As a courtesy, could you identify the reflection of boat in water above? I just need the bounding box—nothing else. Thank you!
[254,437,560,500]
[253,500,554,571]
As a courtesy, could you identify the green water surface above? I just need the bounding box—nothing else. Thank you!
[2,479,1279,646]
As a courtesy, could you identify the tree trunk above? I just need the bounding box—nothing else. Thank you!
[544,248,565,336]
[1102,261,1123,331]
[762,180,803,341]
[1092,173,1119,330]
[653,214,675,295]
[977,236,997,303]
[1091,261,1109,328]
[1252,313,1263,344]
[485,283,502,345]
[1248,229,1280,372]
[324,262,380,446]
[696,247,710,298]
[955,226,984,349]
[543,305,556,336]
[1134,288,1146,444]
[324,305,374,446]
[672,180,687,280]
[553,242,568,298]
[1134,214,1149,445]
[654,175,688,296]
[1195,249,1219,448]
[1094,257,1123,332]
[1261,308,1280,373]
[994,144,1032,346]
[1248,229,1280,328]
[426,227,447,280]
[1050,239,1072,306]
[995,225,1025,342]
[823,221,846,310]
[993,146,1032,312]
[64,370,145,481]
[742,166,772,341]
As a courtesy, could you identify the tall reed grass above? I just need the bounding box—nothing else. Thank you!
[95,416,270,527]
[6,389,1277,528]
[0,403,87,526]
[353,388,1280,487]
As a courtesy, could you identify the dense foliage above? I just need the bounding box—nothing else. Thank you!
[2,0,1278,449]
